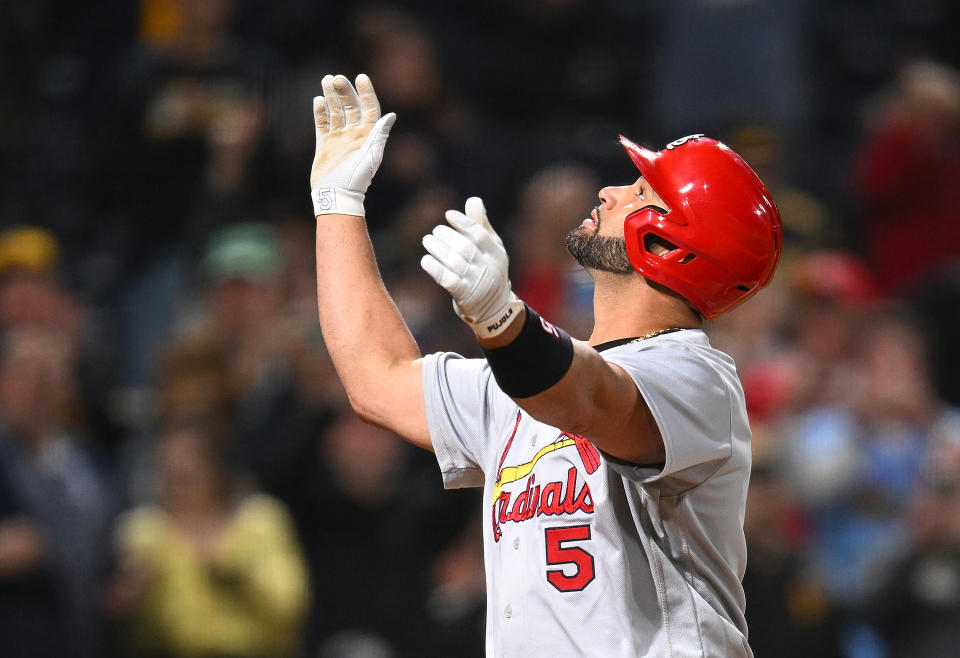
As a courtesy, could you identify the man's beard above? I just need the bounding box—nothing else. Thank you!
[564,226,634,274]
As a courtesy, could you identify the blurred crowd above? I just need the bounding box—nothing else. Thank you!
[0,0,959,657]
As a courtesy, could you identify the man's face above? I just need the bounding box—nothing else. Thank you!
[564,176,670,273]
[0,330,72,433]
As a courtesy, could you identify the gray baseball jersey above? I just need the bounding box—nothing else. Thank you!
[422,329,753,657]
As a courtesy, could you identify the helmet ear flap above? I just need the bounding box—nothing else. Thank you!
[624,207,667,272]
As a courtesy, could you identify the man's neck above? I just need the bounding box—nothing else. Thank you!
[587,271,702,346]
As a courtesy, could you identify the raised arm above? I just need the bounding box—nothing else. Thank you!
[311,74,430,450]
[420,199,664,464]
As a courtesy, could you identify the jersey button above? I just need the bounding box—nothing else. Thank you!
[504,604,513,619]
[512,536,520,550]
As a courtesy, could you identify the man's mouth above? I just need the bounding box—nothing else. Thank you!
[582,206,600,230]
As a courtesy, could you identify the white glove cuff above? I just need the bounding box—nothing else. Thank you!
[468,295,525,339]
[312,186,365,217]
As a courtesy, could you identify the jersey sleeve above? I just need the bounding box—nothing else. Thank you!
[422,351,506,490]
[603,342,737,490]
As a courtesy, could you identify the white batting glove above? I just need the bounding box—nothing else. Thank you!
[421,197,525,339]
[310,73,396,217]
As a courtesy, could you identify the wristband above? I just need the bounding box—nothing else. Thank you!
[312,186,365,217]
[482,306,574,398]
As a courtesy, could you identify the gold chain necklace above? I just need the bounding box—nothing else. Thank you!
[624,327,687,345]
[593,328,690,352]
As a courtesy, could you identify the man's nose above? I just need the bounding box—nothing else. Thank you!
[598,185,629,209]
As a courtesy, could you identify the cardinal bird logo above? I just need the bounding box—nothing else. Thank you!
[490,412,602,541]
[565,431,602,474]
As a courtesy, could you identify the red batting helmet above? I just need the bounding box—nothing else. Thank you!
[619,134,782,320]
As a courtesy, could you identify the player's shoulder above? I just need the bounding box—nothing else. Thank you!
[602,329,734,370]
[602,329,741,397]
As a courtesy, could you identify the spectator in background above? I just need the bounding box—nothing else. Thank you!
[307,410,481,657]
[852,59,960,294]
[712,250,880,461]
[742,465,841,657]
[120,331,236,506]
[198,221,287,381]
[108,419,309,658]
[117,0,278,247]
[188,221,335,501]
[777,312,954,651]
[852,59,960,413]
[0,225,83,348]
[867,416,960,658]
[120,216,336,526]
[735,250,882,429]
[111,0,282,387]
[0,225,125,458]
[155,333,235,435]
[0,327,112,658]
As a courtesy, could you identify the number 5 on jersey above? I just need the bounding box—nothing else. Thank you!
[544,524,595,592]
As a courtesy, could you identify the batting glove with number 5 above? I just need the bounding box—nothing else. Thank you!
[310,74,396,217]
[421,197,525,339]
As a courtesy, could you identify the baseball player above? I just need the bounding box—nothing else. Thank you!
[310,74,781,657]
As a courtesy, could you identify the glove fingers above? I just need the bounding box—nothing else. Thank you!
[431,224,476,260]
[355,73,382,127]
[334,75,362,127]
[445,209,491,246]
[464,197,490,231]
[321,75,345,130]
[464,196,503,247]
[313,96,330,137]
[420,255,460,293]
[422,233,470,276]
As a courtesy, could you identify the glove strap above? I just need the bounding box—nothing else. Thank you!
[469,294,525,340]
[312,186,365,217]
